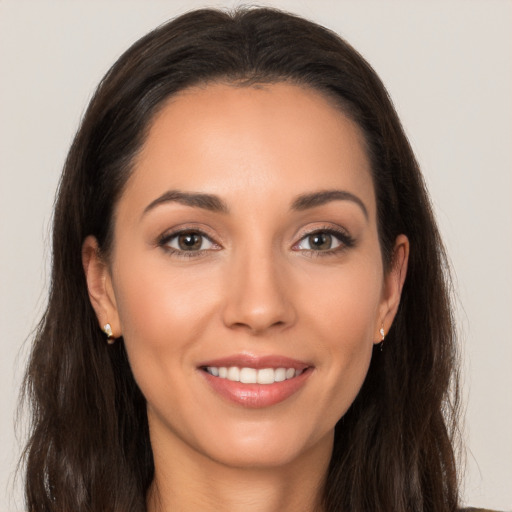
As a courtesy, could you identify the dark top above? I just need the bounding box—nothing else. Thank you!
[461,508,502,512]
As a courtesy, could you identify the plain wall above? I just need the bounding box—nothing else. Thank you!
[1,1,511,510]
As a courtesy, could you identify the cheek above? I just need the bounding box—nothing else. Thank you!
[303,256,382,347]
[113,252,216,340]
[110,252,226,394]
[303,257,382,415]
[110,262,211,412]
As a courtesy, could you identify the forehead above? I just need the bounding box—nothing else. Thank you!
[122,82,375,218]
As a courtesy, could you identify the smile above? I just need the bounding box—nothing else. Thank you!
[199,355,313,408]
[204,366,304,384]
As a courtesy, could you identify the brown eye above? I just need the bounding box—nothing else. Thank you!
[308,233,333,250]
[178,232,203,251]
[295,230,346,252]
[164,231,215,252]
[297,231,342,251]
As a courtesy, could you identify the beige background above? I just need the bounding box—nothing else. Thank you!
[1,1,511,510]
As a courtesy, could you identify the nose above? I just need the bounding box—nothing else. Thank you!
[221,248,296,335]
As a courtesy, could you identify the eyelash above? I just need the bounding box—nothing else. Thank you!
[157,229,220,259]
[157,226,355,259]
[293,226,355,257]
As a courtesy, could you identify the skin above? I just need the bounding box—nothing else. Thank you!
[83,82,408,512]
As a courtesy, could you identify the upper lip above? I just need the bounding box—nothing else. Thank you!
[197,353,312,371]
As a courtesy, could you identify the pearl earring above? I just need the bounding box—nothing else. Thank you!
[379,326,385,351]
[103,323,115,344]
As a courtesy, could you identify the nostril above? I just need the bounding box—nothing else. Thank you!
[220,270,297,333]
[229,318,287,335]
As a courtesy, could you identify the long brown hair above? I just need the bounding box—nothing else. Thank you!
[21,7,460,512]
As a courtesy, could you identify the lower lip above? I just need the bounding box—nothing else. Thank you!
[201,368,312,408]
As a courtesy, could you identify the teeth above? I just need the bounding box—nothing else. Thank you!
[205,366,304,384]
[274,368,286,382]
[239,367,257,384]
[227,367,240,382]
[257,368,275,384]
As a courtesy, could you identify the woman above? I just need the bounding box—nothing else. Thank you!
[21,7,486,512]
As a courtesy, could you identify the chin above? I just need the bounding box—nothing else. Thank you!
[185,416,335,471]
[211,441,305,469]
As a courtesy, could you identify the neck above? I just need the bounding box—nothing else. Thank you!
[146,431,332,512]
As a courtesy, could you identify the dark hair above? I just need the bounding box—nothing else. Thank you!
[22,7,460,512]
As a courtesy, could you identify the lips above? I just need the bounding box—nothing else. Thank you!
[198,354,313,408]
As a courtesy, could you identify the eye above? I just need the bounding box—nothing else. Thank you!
[161,230,217,252]
[297,232,341,251]
[294,228,354,253]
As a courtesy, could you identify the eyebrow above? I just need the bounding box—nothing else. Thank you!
[291,190,368,219]
[142,188,368,219]
[143,190,229,216]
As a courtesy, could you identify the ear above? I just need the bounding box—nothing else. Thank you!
[375,234,409,343]
[82,235,121,338]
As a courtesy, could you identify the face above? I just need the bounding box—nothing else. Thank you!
[84,82,407,471]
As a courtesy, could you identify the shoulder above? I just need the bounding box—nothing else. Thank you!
[460,508,504,512]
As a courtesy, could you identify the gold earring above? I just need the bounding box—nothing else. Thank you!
[103,323,115,344]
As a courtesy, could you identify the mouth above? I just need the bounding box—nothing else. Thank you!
[202,366,305,384]
[198,355,313,408]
